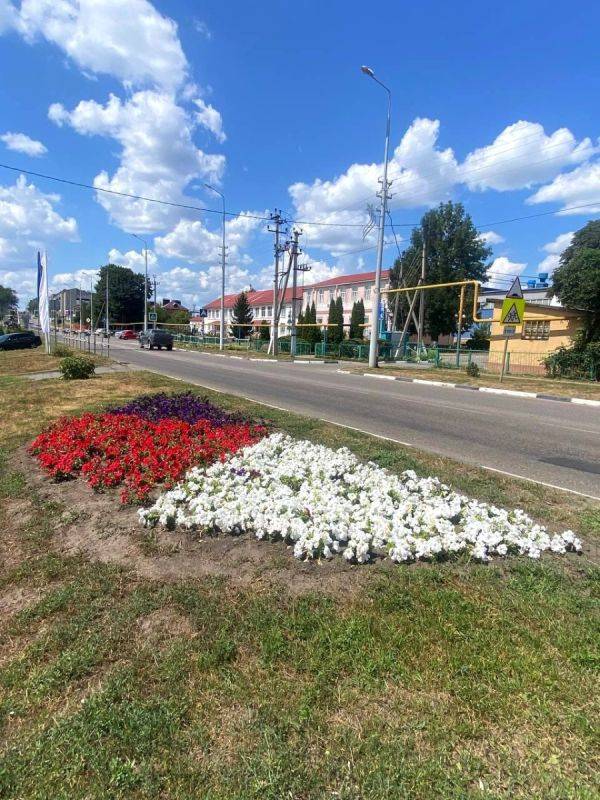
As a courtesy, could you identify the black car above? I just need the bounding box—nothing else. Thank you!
[138,329,174,350]
[0,331,42,350]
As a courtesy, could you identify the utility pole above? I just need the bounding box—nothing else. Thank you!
[90,276,94,332]
[417,240,426,355]
[131,234,149,332]
[268,210,286,356]
[105,266,109,337]
[152,275,158,329]
[204,184,227,350]
[290,229,302,358]
[361,65,392,369]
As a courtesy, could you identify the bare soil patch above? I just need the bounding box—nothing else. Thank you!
[13,447,374,598]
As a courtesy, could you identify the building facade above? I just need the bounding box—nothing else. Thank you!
[203,269,390,337]
[49,288,92,323]
[488,299,583,374]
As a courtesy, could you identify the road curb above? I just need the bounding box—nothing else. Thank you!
[354,372,600,406]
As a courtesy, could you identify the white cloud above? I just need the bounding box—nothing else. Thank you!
[488,256,527,280]
[50,91,225,233]
[0,174,78,268]
[290,118,456,255]
[50,268,99,292]
[478,230,504,246]
[461,121,595,191]
[537,231,574,274]
[527,161,600,215]
[154,211,264,263]
[155,262,253,308]
[14,0,187,90]
[107,247,158,273]
[1,131,47,157]
[0,0,16,34]
[0,268,36,300]
[194,99,226,143]
[193,19,211,40]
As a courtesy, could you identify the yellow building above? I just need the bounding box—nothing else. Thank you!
[488,300,584,375]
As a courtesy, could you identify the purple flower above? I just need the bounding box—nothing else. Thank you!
[109,392,246,427]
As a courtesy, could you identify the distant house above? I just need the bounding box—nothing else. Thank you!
[161,298,189,313]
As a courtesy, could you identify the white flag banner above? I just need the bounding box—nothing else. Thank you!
[37,251,50,352]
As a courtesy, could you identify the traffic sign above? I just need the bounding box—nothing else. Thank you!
[148,312,157,322]
[500,277,525,324]
[503,325,516,336]
[198,308,208,318]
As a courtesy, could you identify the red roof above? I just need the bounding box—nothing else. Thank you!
[309,269,390,289]
[204,287,304,310]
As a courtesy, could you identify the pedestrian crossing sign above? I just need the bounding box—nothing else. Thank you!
[501,297,525,324]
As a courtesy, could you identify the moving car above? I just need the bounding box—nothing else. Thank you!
[138,329,173,350]
[117,329,137,340]
[0,331,42,350]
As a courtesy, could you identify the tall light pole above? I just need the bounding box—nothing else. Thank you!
[131,233,149,332]
[361,65,391,368]
[204,183,226,351]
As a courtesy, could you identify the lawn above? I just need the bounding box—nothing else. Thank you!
[0,345,108,377]
[0,363,598,799]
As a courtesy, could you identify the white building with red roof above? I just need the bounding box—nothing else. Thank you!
[200,269,391,337]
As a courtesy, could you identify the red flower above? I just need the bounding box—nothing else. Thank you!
[29,412,266,503]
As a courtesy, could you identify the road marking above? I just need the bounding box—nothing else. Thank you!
[362,373,396,381]
[319,418,415,448]
[480,465,600,501]
[230,356,243,360]
[413,378,456,388]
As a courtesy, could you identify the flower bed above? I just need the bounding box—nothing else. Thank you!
[29,395,265,503]
[110,392,245,426]
[140,433,582,564]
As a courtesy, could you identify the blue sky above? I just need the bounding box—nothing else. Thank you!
[0,0,599,308]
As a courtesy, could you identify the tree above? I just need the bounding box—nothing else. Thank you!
[465,325,490,351]
[0,285,18,317]
[156,306,190,332]
[230,291,253,338]
[259,321,270,341]
[559,220,600,270]
[349,299,365,339]
[389,202,491,340]
[552,248,600,343]
[27,297,39,315]
[95,264,149,326]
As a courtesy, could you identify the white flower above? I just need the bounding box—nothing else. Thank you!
[139,434,583,565]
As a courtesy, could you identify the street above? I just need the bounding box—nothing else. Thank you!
[108,339,600,499]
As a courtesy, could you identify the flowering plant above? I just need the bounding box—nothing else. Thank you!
[110,392,247,427]
[140,433,582,564]
[29,411,265,503]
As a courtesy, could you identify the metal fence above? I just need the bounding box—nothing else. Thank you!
[56,331,110,358]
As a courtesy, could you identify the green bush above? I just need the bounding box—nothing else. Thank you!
[59,355,96,381]
[544,342,600,381]
[51,344,72,358]
[466,361,480,378]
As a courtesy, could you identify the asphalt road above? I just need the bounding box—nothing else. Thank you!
[109,339,600,499]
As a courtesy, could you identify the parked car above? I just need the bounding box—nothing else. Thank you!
[0,331,42,350]
[117,329,137,340]
[138,329,173,350]
[94,328,113,338]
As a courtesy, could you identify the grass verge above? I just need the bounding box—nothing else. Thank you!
[0,364,598,799]
[0,345,108,377]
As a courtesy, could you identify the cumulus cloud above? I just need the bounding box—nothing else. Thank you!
[537,231,574,274]
[488,256,527,280]
[194,99,226,143]
[13,0,187,90]
[108,247,158,273]
[155,262,253,308]
[50,91,225,233]
[154,212,264,263]
[50,268,99,292]
[0,174,78,268]
[527,161,600,215]
[461,121,595,192]
[1,131,46,157]
[478,230,504,246]
[0,0,16,34]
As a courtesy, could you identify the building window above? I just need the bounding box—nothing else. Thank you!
[267,306,272,316]
[352,286,358,301]
[522,320,550,340]
[318,289,324,303]
[364,285,371,301]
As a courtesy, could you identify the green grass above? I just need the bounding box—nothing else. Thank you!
[0,365,599,799]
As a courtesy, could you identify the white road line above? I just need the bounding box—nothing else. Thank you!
[572,397,600,407]
[480,465,600,501]
[319,418,415,448]
[362,373,396,381]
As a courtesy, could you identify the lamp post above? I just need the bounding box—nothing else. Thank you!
[204,183,226,351]
[361,65,391,368]
[131,233,149,332]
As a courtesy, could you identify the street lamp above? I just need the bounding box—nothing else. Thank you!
[204,183,226,351]
[131,233,149,332]
[361,65,391,368]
